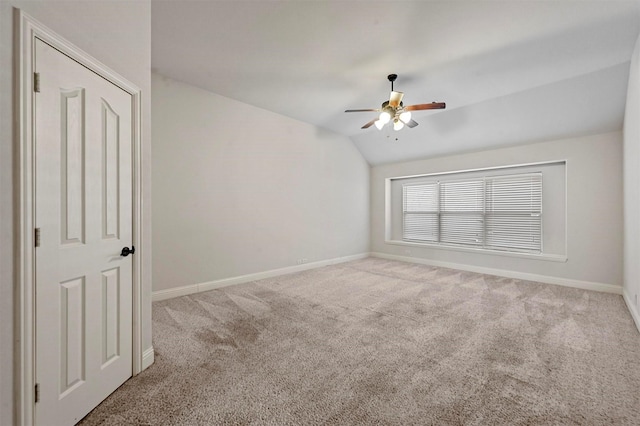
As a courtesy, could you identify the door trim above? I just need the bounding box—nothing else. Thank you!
[14,9,145,425]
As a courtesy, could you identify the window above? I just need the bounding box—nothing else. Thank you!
[403,183,438,242]
[402,173,542,253]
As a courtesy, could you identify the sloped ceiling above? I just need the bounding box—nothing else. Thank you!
[152,1,640,165]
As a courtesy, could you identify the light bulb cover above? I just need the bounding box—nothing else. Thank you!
[374,120,384,130]
[379,111,391,124]
[399,111,412,123]
[393,120,404,131]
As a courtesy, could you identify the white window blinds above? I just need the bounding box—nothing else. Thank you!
[440,179,484,247]
[402,172,542,253]
[485,174,542,251]
[403,183,438,242]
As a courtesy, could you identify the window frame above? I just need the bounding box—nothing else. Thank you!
[385,160,567,262]
[402,172,543,254]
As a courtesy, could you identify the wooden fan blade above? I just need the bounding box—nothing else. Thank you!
[345,108,379,113]
[389,91,404,108]
[361,119,377,129]
[404,102,446,111]
[406,119,419,128]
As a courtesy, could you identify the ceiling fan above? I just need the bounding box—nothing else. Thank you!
[345,74,446,131]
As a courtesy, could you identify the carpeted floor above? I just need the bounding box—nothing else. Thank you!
[80,258,640,425]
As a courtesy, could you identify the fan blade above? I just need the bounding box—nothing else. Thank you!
[361,119,377,129]
[406,119,419,128]
[389,91,404,108]
[345,108,379,113]
[404,102,446,111]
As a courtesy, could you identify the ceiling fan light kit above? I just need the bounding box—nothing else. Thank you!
[345,74,446,131]
[378,110,391,124]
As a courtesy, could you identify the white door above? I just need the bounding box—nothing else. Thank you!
[34,38,133,425]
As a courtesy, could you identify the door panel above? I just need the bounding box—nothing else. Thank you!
[59,276,86,396]
[102,99,120,240]
[60,88,85,246]
[101,267,121,365]
[34,38,133,425]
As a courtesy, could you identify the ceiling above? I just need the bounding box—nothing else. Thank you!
[152,0,640,165]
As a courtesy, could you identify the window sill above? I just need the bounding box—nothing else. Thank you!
[385,239,568,263]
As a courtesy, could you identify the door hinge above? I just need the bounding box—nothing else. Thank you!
[34,72,40,93]
[35,383,40,403]
[35,228,41,247]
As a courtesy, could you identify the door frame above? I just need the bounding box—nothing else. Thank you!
[14,9,145,425]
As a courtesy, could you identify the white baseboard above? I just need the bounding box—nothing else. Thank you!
[142,346,155,370]
[152,253,370,302]
[153,250,623,300]
[623,289,640,333]
[152,284,199,301]
[371,252,623,295]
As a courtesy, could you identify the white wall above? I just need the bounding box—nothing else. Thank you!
[623,33,640,325]
[152,74,370,292]
[371,132,623,290]
[0,2,152,424]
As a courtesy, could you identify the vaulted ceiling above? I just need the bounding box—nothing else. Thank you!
[152,1,640,165]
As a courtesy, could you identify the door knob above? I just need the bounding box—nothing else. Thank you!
[120,246,135,257]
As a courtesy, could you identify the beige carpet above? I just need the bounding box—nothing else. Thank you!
[80,258,640,425]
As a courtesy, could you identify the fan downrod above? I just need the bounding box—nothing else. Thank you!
[388,74,397,91]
